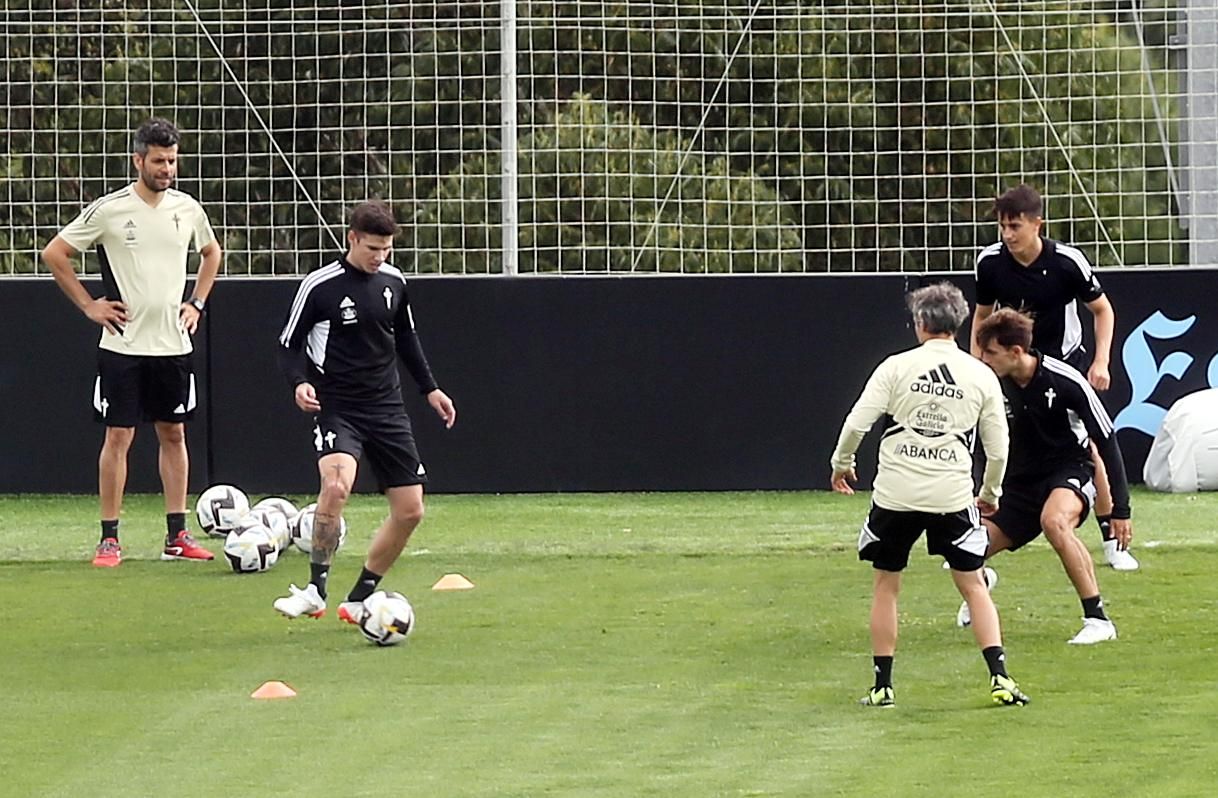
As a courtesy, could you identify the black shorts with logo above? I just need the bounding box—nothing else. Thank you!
[988,463,1097,550]
[857,503,989,572]
[94,349,196,426]
[312,406,427,490]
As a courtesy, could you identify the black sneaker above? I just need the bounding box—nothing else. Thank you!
[990,674,1030,706]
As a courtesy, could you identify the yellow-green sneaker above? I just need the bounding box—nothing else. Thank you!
[859,686,895,707]
[990,674,1030,706]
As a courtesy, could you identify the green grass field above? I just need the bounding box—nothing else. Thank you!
[2,489,1216,797]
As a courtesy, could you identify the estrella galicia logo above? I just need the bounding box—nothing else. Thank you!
[1113,311,1218,436]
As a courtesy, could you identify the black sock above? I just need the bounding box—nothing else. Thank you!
[309,563,330,600]
[346,566,384,603]
[1097,514,1114,542]
[873,655,893,689]
[166,512,187,543]
[100,519,119,543]
[982,646,1008,678]
[1082,595,1108,621]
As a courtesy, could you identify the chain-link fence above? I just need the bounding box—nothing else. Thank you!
[3,1,1210,276]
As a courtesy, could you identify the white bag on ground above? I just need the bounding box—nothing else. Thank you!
[1143,388,1218,492]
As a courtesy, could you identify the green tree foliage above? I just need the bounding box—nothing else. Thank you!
[515,0,1183,269]
[3,0,1183,273]
[5,1,496,274]
[412,94,803,273]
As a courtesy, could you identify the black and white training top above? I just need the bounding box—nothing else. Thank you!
[975,237,1105,360]
[277,257,437,412]
[1000,351,1131,519]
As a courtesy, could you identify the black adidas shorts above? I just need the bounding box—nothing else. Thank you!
[94,349,196,427]
[857,503,989,573]
[312,406,427,490]
[988,463,1097,550]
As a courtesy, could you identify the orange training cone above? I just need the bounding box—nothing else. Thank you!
[251,681,297,699]
[432,573,475,591]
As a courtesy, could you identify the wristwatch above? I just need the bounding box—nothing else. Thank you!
[188,296,206,314]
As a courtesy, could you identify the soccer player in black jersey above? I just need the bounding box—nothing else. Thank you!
[970,184,1137,571]
[272,201,456,623]
[970,309,1133,645]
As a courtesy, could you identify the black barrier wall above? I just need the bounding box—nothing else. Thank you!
[3,271,1216,494]
[185,275,916,494]
[0,283,212,494]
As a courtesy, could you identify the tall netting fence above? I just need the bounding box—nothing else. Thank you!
[2,1,1211,275]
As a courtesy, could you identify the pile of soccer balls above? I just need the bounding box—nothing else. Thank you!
[195,483,415,647]
[195,483,347,574]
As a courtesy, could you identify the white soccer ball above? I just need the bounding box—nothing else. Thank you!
[291,503,347,554]
[196,484,251,538]
[357,590,415,646]
[222,519,280,573]
[252,496,299,527]
[249,506,293,553]
[252,497,298,552]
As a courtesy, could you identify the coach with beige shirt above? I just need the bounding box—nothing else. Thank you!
[41,116,221,567]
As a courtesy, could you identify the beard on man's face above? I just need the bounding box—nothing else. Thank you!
[141,170,173,192]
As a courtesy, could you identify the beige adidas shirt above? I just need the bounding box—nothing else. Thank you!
[830,337,1008,513]
[59,186,216,356]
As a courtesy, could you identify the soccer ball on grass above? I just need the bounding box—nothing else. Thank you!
[222,517,280,573]
[251,499,297,553]
[196,484,250,539]
[357,590,416,646]
[252,496,299,529]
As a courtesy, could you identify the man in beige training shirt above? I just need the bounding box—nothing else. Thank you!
[830,282,1028,707]
[42,117,221,567]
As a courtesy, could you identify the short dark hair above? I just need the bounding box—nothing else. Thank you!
[992,184,1043,220]
[134,117,181,154]
[976,308,1034,352]
[349,200,397,237]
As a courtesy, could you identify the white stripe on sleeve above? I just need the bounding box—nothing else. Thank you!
[1042,357,1114,436]
[278,262,342,346]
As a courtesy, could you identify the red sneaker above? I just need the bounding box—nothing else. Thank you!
[92,539,123,568]
[162,531,215,561]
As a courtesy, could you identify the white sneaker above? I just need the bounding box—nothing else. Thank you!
[956,567,998,628]
[273,583,327,619]
[337,600,368,627]
[1068,617,1117,645]
[1103,539,1139,571]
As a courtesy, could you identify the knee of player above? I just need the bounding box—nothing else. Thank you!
[393,500,425,528]
[318,478,351,506]
[951,568,985,593]
[1039,514,1076,545]
[103,426,137,450]
[155,424,186,446]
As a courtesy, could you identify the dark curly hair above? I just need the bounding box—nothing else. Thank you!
[134,117,181,154]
